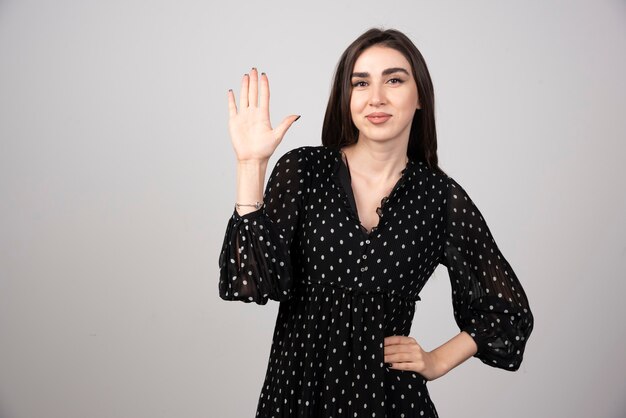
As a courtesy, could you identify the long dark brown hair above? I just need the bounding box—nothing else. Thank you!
[322,27,446,176]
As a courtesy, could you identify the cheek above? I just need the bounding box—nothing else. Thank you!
[349,100,361,121]
[350,92,367,110]
[397,91,419,112]
[410,89,420,108]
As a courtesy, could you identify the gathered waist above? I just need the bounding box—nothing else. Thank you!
[294,279,421,303]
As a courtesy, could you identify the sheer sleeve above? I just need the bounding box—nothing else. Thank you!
[218,147,309,305]
[440,176,534,371]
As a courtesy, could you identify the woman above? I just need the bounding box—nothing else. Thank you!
[219,27,534,418]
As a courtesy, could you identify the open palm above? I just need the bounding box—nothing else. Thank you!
[227,67,300,163]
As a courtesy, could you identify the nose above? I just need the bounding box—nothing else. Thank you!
[369,84,386,106]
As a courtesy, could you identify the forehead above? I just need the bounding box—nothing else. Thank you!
[352,46,411,72]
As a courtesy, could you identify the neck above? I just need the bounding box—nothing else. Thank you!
[341,140,408,182]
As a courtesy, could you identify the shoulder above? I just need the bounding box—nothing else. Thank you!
[438,173,485,217]
[409,160,456,193]
[286,145,338,160]
[275,145,339,172]
[440,173,472,206]
[408,162,476,208]
[271,146,314,171]
[414,161,464,195]
[275,145,324,161]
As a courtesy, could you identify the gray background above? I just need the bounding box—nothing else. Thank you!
[1,0,625,417]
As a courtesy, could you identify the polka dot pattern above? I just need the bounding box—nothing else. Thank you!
[218,145,534,417]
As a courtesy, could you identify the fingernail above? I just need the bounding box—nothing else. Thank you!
[261,72,266,76]
[295,115,301,121]
[252,67,257,71]
[385,362,393,368]
[244,74,248,77]
[228,88,232,92]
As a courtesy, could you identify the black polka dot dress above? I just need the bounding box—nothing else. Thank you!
[218,145,534,417]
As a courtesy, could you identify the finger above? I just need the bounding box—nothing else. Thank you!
[240,73,249,108]
[273,114,301,142]
[259,72,270,118]
[384,354,407,364]
[384,345,413,358]
[227,89,237,117]
[384,345,402,355]
[384,336,409,346]
[390,362,416,370]
[248,67,258,107]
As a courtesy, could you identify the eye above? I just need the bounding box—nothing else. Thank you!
[387,78,404,85]
[351,80,368,87]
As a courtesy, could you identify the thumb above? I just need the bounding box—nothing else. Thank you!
[274,114,301,141]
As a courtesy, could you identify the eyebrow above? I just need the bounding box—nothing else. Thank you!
[350,67,410,78]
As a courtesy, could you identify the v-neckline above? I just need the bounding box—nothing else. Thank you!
[338,151,361,226]
[335,148,413,238]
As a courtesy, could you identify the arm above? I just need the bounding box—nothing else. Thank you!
[218,148,309,304]
[383,330,478,380]
[235,160,268,217]
[218,67,303,304]
[228,67,300,217]
[440,176,534,371]
[430,331,478,377]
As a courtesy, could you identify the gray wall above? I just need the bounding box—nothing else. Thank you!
[1,0,625,417]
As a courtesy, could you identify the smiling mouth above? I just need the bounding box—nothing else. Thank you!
[366,114,392,124]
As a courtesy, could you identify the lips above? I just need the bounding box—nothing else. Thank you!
[366,113,392,124]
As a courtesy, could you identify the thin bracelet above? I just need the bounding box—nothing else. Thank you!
[235,201,264,211]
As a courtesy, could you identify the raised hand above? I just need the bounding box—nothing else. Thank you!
[227,67,300,164]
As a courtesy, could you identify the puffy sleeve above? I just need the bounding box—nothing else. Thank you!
[440,176,534,371]
[218,147,309,305]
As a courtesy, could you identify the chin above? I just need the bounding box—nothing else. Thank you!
[358,130,402,142]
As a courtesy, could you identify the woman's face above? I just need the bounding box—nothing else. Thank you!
[349,45,420,146]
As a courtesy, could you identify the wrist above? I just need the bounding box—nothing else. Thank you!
[237,159,269,169]
[429,348,450,378]
[236,160,267,216]
[235,201,264,210]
